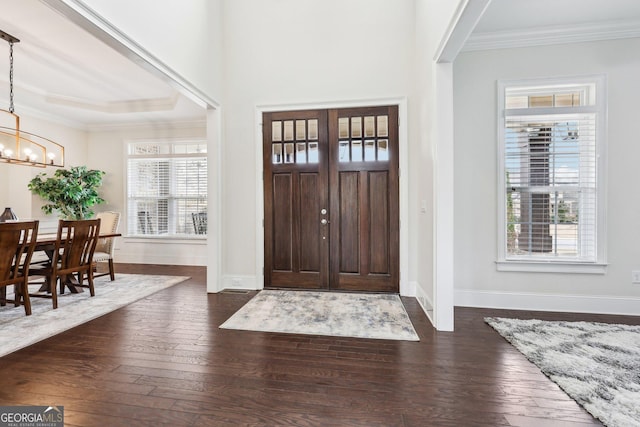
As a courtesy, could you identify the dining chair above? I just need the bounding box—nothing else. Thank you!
[29,218,101,309]
[192,212,207,235]
[0,220,39,316]
[93,211,120,281]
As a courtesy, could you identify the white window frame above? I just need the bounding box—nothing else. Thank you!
[496,75,607,274]
[126,139,207,239]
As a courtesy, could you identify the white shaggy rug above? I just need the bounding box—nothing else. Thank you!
[220,290,419,341]
[0,274,189,358]
[485,317,640,427]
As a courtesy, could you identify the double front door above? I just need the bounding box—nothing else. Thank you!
[263,105,399,293]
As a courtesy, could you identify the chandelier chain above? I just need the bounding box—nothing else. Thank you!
[9,40,14,113]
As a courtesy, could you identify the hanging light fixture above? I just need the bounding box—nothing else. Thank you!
[1,29,64,167]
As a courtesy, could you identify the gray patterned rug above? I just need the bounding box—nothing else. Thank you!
[485,317,640,427]
[220,290,419,341]
[1,274,189,358]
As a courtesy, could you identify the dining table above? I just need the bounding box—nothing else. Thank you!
[33,231,122,293]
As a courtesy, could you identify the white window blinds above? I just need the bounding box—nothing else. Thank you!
[498,77,606,267]
[127,141,207,237]
[505,114,596,260]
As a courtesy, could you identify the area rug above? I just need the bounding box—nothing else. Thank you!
[220,290,419,341]
[0,274,189,358]
[485,317,640,427]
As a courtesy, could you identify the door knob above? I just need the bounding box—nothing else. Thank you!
[321,219,329,225]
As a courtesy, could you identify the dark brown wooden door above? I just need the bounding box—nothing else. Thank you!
[263,110,329,289]
[263,106,399,293]
[328,106,399,292]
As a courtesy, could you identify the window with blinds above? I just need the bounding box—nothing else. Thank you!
[127,141,207,237]
[497,77,606,271]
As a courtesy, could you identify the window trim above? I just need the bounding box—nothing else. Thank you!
[496,75,608,274]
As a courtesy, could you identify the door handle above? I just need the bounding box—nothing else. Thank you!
[321,219,329,225]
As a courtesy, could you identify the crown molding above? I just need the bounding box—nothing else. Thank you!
[44,93,179,114]
[86,117,207,133]
[463,19,640,52]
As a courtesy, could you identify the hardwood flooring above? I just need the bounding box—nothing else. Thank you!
[1,264,637,426]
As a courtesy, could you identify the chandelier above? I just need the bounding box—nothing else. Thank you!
[1,29,64,167]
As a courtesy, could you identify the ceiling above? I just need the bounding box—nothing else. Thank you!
[0,0,205,130]
[467,0,640,50]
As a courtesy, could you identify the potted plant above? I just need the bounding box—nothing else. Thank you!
[28,166,106,220]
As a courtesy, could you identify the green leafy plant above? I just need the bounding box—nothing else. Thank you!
[28,166,106,220]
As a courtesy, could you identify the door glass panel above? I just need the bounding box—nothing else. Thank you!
[272,143,282,164]
[339,141,349,162]
[284,121,294,141]
[308,119,318,140]
[284,143,294,163]
[378,139,388,160]
[338,118,349,139]
[308,142,319,163]
[364,140,375,161]
[364,116,375,137]
[272,121,282,141]
[296,120,306,140]
[296,142,307,163]
[377,115,388,137]
[352,140,362,161]
[351,117,362,138]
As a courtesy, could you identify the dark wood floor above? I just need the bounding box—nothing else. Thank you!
[1,264,638,426]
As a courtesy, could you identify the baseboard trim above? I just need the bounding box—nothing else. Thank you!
[414,281,435,327]
[401,280,416,297]
[222,275,261,291]
[115,252,207,266]
[455,289,640,316]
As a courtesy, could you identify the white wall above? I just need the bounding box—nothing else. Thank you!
[58,0,224,270]
[86,121,208,266]
[17,0,466,328]
[453,38,640,314]
[221,0,416,288]
[73,0,224,103]
[413,0,465,330]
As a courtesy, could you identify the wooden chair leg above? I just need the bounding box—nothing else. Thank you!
[50,275,58,309]
[21,280,32,316]
[88,270,95,297]
[13,284,21,307]
[0,286,6,306]
[108,259,115,281]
